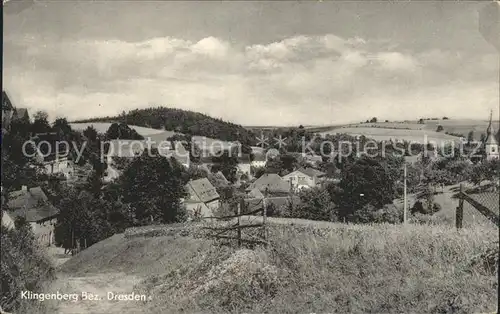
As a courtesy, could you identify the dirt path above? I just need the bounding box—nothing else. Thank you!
[48,272,147,314]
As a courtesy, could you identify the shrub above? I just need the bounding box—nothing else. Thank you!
[352,203,402,224]
[1,223,55,312]
[411,200,425,215]
[411,200,441,216]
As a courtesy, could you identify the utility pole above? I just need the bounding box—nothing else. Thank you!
[403,163,408,224]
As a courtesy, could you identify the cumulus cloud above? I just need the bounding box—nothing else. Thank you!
[2,32,498,125]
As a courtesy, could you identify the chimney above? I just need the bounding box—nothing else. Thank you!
[21,185,28,192]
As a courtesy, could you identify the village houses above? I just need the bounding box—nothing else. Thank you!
[31,132,72,178]
[3,186,59,246]
[184,178,220,218]
[246,173,291,196]
[2,90,30,132]
[281,167,326,191]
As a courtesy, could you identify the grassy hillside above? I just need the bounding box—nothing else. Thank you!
[56,222,498,313]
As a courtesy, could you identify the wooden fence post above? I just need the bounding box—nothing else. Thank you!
[263,189,268,246]
[456,184,464,229]
[237,201,242,248]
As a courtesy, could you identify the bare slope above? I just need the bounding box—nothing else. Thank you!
[70,122,171,136]
[52,222,497,314]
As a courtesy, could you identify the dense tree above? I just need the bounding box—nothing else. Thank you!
[119,151,187,224]
[55,187,116,249]
[467,130,475,144]
[105,123,144,140]
[469,160,500,186]
[52,117,73,138]
[1,131,44,192]
[480,133,486,142]
[211,151,239,183]
[436,125,444,132]
[318,161,338,178]
[1,220,55,312]
[336,156,397,221]
[352,203,402,224]
[31,110,51,134]
[186,164,210,181]
[291,186,338,221]
[83,126,98,142]
[370,117,378,123]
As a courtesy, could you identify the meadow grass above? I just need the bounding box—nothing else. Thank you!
[60,221,498,314]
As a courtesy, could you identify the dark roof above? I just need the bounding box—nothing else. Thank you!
[246,173,290,194]
[7,187,59,222]
[186,178,220,203]
[297,167,325,178]
[215,171,229,185]
[247,188,265,199]
[2,91,14,111]
[15,108,29,119]
[485,133,498,145]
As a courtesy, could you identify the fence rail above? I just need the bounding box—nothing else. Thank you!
[456,184,499,229]
[203,199,268,247]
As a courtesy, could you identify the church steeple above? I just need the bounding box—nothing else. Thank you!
[484,109,499,161]
[486,109,494,136]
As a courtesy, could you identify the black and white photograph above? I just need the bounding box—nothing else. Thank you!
[1,0,499,313]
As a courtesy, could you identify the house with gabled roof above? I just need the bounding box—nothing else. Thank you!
[6,186,59,246]
[246,173,290,196]
[184,178,220,218]
[1,210,15,230]
[247,187,265,199]
[2,91,15,131]
[282,167,326,191]
[2,91,30,132]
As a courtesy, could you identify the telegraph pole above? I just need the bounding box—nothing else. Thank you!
[403,163,408,224]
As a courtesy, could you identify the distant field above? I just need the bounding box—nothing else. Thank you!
[319,127,461,144]
[249,119,498,143]
[310,119,498,142]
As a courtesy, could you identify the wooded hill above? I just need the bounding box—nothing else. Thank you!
[73,107,256,146]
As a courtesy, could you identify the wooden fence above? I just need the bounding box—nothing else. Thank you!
[203,198,268,247]
[456,184,500,229]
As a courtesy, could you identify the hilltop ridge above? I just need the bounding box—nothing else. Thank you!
[72,106,256,146]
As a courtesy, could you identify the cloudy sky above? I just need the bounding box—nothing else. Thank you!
[3,1,499,126]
